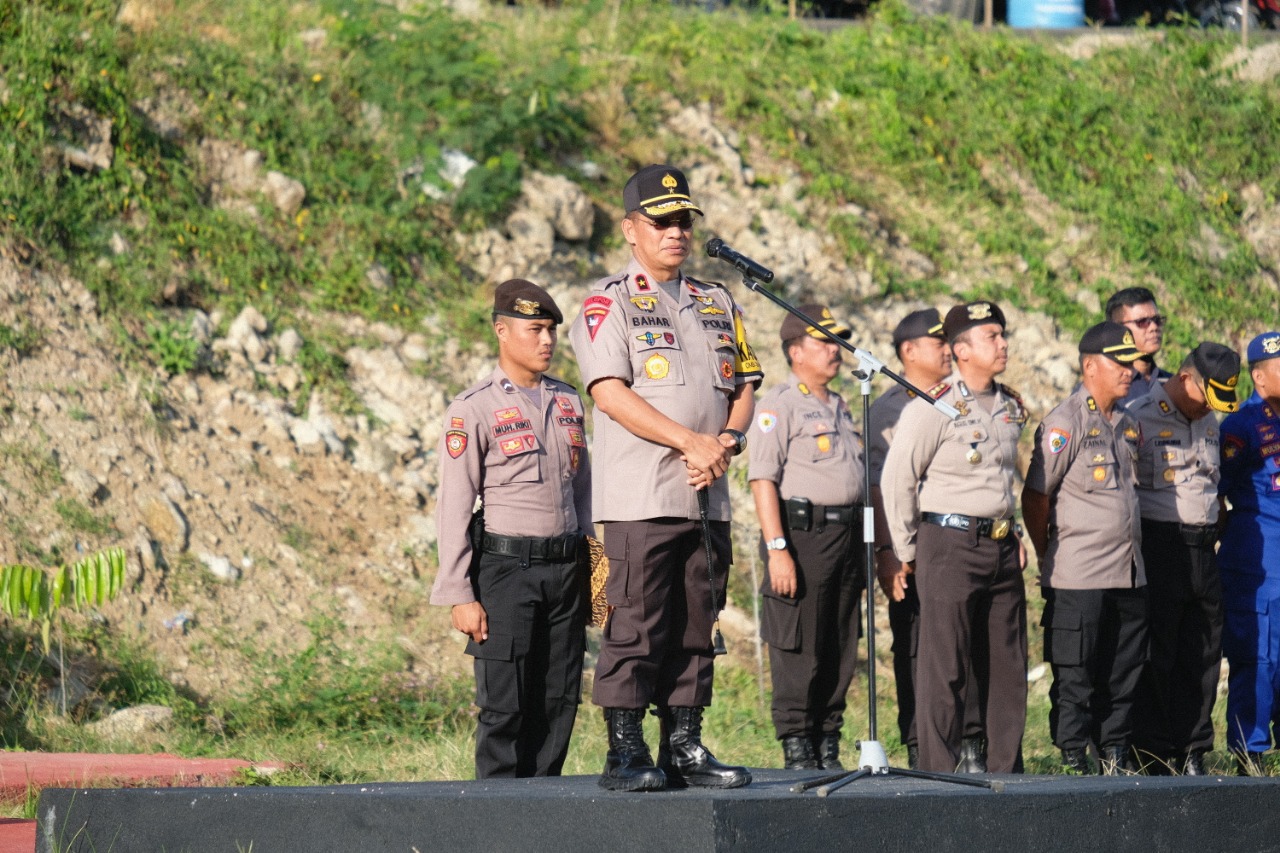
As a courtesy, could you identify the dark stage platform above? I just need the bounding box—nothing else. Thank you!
[36,767,1280,852]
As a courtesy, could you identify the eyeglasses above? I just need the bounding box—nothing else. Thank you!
[1124,314,1165,330]
[639,214,694,231]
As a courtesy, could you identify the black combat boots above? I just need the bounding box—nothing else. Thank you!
[599,708,666,792]
[958,735,988,773]
[815,734,844,771]
[656,706,751,789]
[1061,747,1092,774]
[781,735,820,769]
[1099,744,1136,775]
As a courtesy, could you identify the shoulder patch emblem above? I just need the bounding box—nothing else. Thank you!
[1048,428,1071,454]
[583,295,612,342]
[757,411,778,433]
[446,430,468,459]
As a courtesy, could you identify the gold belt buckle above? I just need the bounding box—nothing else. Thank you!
[989,519,1010,540]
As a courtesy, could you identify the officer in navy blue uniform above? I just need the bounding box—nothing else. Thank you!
[1219,331,1280,773]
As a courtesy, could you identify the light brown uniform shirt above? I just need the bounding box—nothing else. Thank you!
[1128,382,1221,526]
[868,380,951,488]
[1025,387,1145,590]
[569,258,763,523]
[429,367,592,605]
[881,380,1028,563]
[748,372,864,506]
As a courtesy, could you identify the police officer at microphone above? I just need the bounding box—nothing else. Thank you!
[569,164,761,792]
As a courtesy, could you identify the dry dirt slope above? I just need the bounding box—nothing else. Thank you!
[0,247,469,702]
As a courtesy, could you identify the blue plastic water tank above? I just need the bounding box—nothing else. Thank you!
[1007,0,1084,26]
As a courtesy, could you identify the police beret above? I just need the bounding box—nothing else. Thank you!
[942,301,1006,342]
[1247,331,1280,366]
[892,308,946,346]
[1189,341,1241,414]
[1078,321,1142,364]
[623,165,704,218]
[780,304,852,343]
[492,279,563,325]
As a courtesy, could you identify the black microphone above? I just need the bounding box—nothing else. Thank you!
[705,238,775,284]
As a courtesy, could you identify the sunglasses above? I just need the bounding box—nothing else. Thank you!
[1124,314,1165,330]
[639,214,694,231]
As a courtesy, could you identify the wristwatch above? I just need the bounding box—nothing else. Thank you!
[720,428,747,456]
[765,537,788,551]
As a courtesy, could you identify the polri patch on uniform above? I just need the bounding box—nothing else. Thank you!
[568,427,586,447]
[1048,428,1071,454]
[1158,400,1171,414]
[556,396,576,415]
[630,296,658,312]
[446,430,468,459]
[570,447,581,471]
[699,303,726,316]
[635,331,676,348]
[501,378,516,393]
[499,434,537,456]
[720,359,733,380]
[717,332,734,347]
[757,411,778,433]
[584,295,613,342]
[1093,466,1107,481]
[451,416,465,429]
[644,354,670,380]
[817,435,832,453]
[495,406,522,422]
[635,274,652,292]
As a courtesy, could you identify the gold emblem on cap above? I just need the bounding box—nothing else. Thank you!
[968,303,992,320]
[514,298,540,316]
[1227,376,1239,387]
[662,173,678,190]
[1263,336,1280,354]
[1122,331,1136,347]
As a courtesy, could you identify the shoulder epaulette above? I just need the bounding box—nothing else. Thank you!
[683,273,726,292]
[928,382,951,399]
[998,383,1022,403]
[592,273,629,293]
[453,376,495,402]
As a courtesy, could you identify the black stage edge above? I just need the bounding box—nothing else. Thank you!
[36,769,1280,852]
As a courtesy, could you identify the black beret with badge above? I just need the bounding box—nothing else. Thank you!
[1189,341,1242,413]
[780,304,852,342]
[892,307,946,346]
[942,300,1006,342]
[1078,321,1143,363]
[492,278,563,325]
[623,165,704,218]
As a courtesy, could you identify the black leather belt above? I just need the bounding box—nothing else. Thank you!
[921,512,1012,540]
[481,532,580,561]
[1145,519,1218,548]
[784,498,860,531]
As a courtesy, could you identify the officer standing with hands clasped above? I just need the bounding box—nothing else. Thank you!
[749,305,864,771]
[569,164,761,792]
[1219,331,1280,773]
[1023,322,1146,775]
[1129,343,1240,775]
[881,300,1029,775]
[868,308,955,770]
[431,279,592,779]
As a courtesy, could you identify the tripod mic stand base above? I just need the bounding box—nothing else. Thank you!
[856,740,890,773]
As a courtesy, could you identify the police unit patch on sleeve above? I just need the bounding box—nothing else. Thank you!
[584,295,613,342]
[757,411,778,433]
[1048,428,1071,454]
[446,430,468,459]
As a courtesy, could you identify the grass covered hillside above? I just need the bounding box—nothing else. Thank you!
[3,0,1279,351]
[0,0,1278,789]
